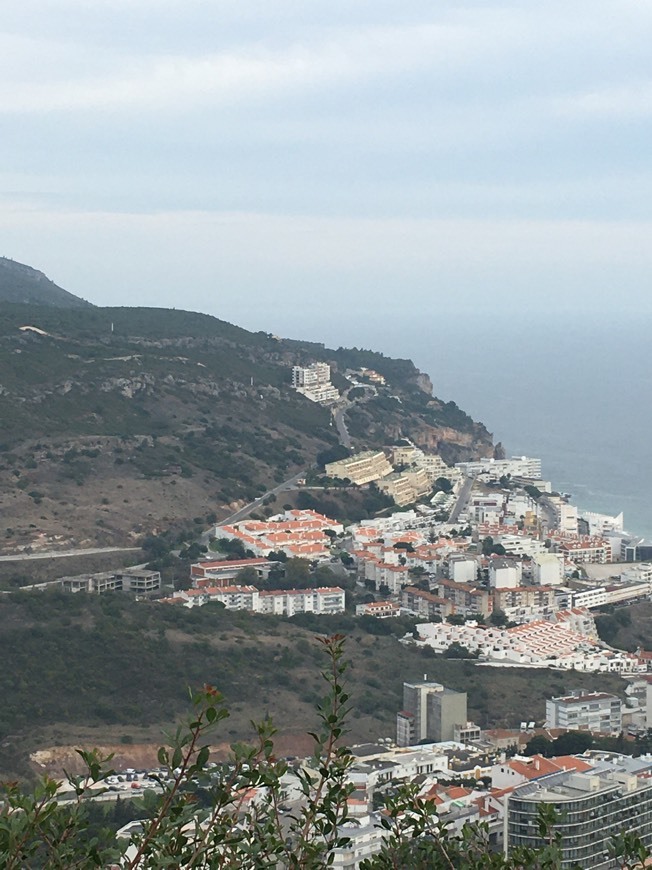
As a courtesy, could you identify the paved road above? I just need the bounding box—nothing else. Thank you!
[331,383,377,451]
[0,546,141,563]
[538,496,558,537]
[448,475,476,524]
[332,405,352,449]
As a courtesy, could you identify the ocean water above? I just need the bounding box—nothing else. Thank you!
[303,313,652,541]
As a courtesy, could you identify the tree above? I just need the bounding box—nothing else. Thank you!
[444,641,476,659]
[214,537,247,559]
[447,613,466,626]
[490,609,508,627]
[235,566,259,584]
[284,557,311,587]
[524,735,553,757]
[552,731,593,755]
[481,536,494,556]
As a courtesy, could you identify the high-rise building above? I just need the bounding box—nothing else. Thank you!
[396,680,467,747]
[291,362,331,388]
[507,763,652,869]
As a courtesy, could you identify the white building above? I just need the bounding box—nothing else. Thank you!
[455,456,542,481]
[292,362,331,389]
[489,558,523,589]
[259,587,346,616]
[580,510,625,537]
[532,553,564,586]
[448,555,478,584]
[291,362,339,404]
[495,535,546,558]
[545,691,623,735]
[174,585,345,616]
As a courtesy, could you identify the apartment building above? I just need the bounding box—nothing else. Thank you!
[455,456,542,481]
[489,558,523,589]
[180,585,260,610]
[325,450,393,485]
[531,552,564,586]
[400,586,455,620]
[545,691,623,735]
[61,568,161,595]
[552,536,611,564]
[259,586,346,616]
[376,472,419,506]
[291,363,339,404]
[376,468,431,506]
[396,680,468,747]
[506,764,652,869]
[437,580,492,618]
[175,585,345,616]
[493,534,547,558]
[448,554,478,584]
[370,563,410,594]
[492,586,557,614]
[292,362,331,388]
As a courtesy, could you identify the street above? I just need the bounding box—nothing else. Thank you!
[448,475,476,524]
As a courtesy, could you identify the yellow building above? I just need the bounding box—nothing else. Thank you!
[325,450,393,485]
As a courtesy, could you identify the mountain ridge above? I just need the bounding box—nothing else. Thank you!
[0,257,93,309]
[0,260,493,555]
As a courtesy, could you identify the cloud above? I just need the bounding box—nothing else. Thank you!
[1,0,652,324]
[553,81,652,120]
[0,20,494,114]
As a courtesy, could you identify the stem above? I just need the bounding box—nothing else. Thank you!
[126,714,204,869]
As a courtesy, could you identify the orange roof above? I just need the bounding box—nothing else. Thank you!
[507,755,562,780]
[447,786,472,799]
[506,754,593,781]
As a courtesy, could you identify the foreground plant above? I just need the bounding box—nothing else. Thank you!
[1,635,651,868]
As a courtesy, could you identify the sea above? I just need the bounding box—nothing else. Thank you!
[296,312,652,541]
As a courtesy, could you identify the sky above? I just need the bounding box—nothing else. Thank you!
[1,0,652,339]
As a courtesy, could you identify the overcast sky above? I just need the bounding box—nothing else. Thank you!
[1,0,651,339]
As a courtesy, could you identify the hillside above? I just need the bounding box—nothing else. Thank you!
[0,590,626,779]
[0,258,92,308]
[0,303,493,556]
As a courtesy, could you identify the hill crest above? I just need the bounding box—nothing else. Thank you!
[0,257,92,309]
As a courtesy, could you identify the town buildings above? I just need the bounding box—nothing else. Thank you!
[455,456,543,481]
[173,585,346,616]
[413,615,643,673]
[216,509,343,560]
[376,468,431,506]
